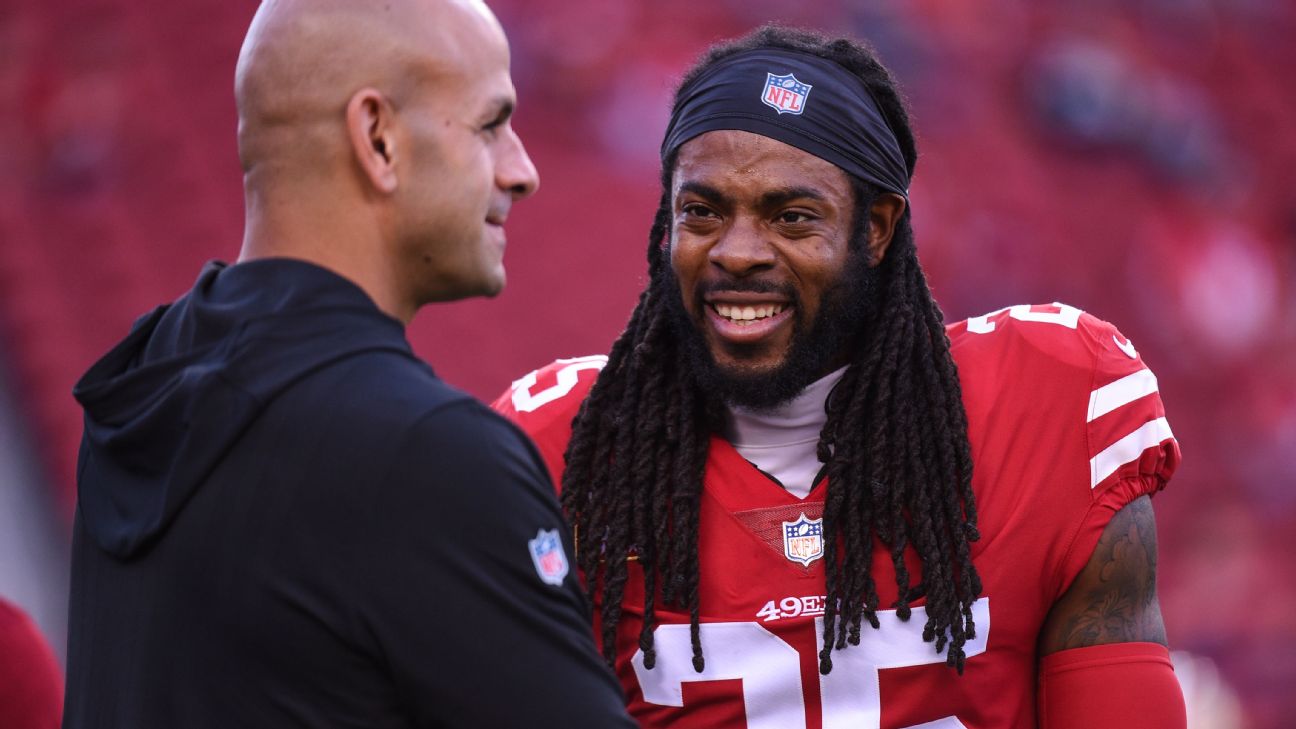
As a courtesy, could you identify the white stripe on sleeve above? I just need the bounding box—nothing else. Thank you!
[1090,417,1174,488]
[1088,369,1159,423]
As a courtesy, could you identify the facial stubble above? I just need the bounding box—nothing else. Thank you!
[664,242,880,412]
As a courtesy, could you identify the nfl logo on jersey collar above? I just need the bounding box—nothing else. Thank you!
[782,513,824,567]
[761,72,812,115]
[528,528,569,586]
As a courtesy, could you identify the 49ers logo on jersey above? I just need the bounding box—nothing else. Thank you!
[782,513,823,566]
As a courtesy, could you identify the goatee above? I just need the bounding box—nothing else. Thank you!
[664,246,880,412]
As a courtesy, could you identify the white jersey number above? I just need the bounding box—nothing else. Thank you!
[966,303,1082,334]
[509,356,607,413]
[632,598,990,729]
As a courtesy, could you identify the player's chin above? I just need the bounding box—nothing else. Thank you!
[707,342,790,380]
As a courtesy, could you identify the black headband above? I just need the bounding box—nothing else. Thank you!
[661,48,910,198]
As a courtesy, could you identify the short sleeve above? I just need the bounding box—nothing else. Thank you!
[352,400,634,728]
[1054,316,1180,596]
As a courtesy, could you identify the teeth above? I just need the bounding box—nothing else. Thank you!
[713,303,786,323]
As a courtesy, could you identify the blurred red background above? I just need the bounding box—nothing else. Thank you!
[1,1,1293,726]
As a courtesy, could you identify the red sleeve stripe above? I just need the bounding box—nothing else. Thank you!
[1090,417,1174,488]
[1087,369,1159,422]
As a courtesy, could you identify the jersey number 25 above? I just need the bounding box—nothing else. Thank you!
[631,598,990,729]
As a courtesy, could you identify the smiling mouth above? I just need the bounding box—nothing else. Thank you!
[710,302,787,325]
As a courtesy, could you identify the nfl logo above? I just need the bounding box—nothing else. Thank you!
[761,72,812,115]
[782,513,824,567]
[528,528,569,586]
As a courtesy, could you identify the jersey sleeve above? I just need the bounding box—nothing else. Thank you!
[352,400,634,728]
[1055,312,1180,596]
[491,355,606,489]
[951,303,1180,601]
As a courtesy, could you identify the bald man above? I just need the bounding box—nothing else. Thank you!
[64,1,634,727]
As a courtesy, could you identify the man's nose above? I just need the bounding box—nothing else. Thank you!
[498,127,539,200]
[708,217,776,277]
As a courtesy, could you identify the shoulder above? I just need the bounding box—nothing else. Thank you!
[286,348,476,430]
[336,349,469,409]
[948,304,1180,600]
[397,397,546,483]
[947,303,1160,423]
[267,351,536,489]
[490,355,608,483]
[492,355,608,425]
[947,302,1145,382]
[361,397,564,538]
[948,303,1179,491]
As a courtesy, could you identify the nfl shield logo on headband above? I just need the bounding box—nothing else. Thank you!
[761,72,812,115]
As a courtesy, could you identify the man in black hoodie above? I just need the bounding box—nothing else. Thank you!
[65,1,634,727]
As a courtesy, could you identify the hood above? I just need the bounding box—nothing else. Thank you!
[72,258,413,559]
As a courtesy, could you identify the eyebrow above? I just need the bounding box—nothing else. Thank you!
[676,181,732,207]
[676,181,829,209]
[759,186,828,208]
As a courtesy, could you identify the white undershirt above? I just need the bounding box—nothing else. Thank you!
[723,367,847,499]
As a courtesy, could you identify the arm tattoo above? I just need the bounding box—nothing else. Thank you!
[1041,495,1167,652]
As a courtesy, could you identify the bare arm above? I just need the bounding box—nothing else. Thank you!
[1039,495,1166,653]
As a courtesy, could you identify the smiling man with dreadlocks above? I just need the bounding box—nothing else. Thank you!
[496,25,1185,729]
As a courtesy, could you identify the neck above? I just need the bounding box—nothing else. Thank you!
[239,184,413,323]
[723,366,848,498]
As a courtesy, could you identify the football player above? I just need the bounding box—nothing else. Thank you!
[497,25,1185,729]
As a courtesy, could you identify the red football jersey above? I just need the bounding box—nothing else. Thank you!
[493,303,1179,729]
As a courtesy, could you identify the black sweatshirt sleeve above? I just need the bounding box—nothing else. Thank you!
[354,399,635,729]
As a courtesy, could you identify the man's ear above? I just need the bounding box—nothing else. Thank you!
[864,192,907,266]
[346,88,398,194]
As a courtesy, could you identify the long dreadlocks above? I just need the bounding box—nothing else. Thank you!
[560,25,982,676]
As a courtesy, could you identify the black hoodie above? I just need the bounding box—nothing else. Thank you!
[64,259,633,728]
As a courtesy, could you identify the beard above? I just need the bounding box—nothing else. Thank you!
[663,245,881,412]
